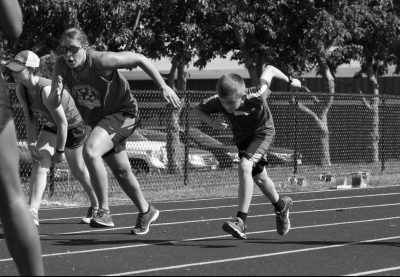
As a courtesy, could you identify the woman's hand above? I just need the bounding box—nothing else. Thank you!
[160,85,181,108]
[51,152,65,164]
[28,144,42,164]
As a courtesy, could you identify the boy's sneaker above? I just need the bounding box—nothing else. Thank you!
[81,207,98,224]
[275,196,293,236]
[29,208,39,226]
[222,217,247,239]
[130,205,159,235]
[89,209,114,228]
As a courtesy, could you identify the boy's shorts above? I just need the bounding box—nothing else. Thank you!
[237,135,274,176]
[95,111,139,154]
[42,121,89,149]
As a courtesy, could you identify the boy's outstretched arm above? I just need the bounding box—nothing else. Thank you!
[193,104,228,130]
[260,65,301,89]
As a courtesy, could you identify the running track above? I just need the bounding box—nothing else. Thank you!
[1,185,400,276]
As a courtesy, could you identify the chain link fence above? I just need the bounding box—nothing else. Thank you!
[8,84,400,199]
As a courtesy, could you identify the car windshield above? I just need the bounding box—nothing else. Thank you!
[128,131,149,142]
[139,129,167,142]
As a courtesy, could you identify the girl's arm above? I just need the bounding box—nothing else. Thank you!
[15,85,38,146]
[41,85,68,154]
[49,59,66,109]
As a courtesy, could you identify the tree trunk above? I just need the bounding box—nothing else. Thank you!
[165,58,188,174]
[233,29,259,85]
[318,59,335,166]
[366,64,380,163]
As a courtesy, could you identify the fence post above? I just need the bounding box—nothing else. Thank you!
[183,91,190,186]
[381,96,386,172]
[293,94,299,175]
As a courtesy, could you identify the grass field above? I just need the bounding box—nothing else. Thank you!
[23,160,400,208]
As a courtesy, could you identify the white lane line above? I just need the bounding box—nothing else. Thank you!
[345,266,400,276]
[0,216,399,263]
[31,203,400,238]
[33,202,400,237]
[38,185,400,210]
[105,235,400,276]
[37,192,400,223]
[1,202,399,241]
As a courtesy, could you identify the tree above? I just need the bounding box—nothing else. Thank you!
[347,0,400,163]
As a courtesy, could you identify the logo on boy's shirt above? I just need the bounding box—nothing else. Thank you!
[234,111,250,116]
[72,85,101,110]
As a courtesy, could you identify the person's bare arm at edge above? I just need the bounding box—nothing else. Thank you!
[259,65,302,97]
[0,0,23,40]
[91,51,181,108]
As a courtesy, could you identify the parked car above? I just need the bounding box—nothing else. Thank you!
[17,141,71,180]
[126,130,219,174]
[213,133,303,166]
[125,132,167,174]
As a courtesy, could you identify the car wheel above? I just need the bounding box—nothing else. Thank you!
[129,159,150,175]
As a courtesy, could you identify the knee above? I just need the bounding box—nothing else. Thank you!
[238,162,253,176]
[113,168,131,180]
[83,144,99,163]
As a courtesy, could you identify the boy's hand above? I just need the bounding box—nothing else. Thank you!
[290,78,302,89]
[211,118,228,130]
[160,85,181,108]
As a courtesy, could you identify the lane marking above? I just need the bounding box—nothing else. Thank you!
[36,192,400,223]
[38,185,400,211]
[345,266,400,276]
[0,216,399,263]
[105,235,400,276]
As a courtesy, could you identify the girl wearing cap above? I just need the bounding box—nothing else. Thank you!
[6,50,99,226]
[50,27,180,233]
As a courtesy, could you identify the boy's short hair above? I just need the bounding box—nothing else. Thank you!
[216,73,246,98]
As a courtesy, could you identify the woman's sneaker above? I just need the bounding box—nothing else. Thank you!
[275,196,293,236]
[131,205,159,235]
[222,217,247,239]
[29,208,39,226]
[89,208,114,228]
[81,207,98,224]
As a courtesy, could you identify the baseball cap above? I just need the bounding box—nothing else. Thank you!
[5,50,40,72]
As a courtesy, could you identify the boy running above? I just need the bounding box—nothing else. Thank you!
[193,65,301,239]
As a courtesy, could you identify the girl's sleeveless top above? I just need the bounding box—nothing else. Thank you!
[30,77,82,132]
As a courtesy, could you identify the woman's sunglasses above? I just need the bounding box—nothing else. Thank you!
[57,45,83,55]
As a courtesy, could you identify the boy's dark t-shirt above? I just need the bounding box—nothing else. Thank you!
[197,86,275,144]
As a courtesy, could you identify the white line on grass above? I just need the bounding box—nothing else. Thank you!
[0,216,399,263]
[105,235,400,276]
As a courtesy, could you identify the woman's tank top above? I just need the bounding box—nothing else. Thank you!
[61,51,138,127]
